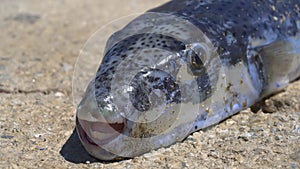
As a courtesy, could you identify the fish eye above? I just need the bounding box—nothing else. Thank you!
[186,43,209,70]
[189,50,204,70]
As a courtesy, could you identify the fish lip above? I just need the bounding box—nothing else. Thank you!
[76,117,125,146]
[76,117,126,161]
[76,126,116,161]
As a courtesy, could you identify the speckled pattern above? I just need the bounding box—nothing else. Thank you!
[0,0,299,168]
[77,0,300,160]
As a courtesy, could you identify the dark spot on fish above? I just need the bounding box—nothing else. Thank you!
[128,47,134,51]
[243,100,248,108]
[226,83,233,91]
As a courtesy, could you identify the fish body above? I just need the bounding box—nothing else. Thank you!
[76,0,300,160]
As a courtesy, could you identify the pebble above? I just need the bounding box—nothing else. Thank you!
[293,125,300,133]
[209,150,218,158]
[187,153,195,157]
[274,135,284,141]
[62,63,73,72]
[55,92,64,98]
[291,163,297,169]
[11,100,24,106]
[262,99,277,113]
[181,161,189,168]
[238,132,252,141]
[39,147,47,151]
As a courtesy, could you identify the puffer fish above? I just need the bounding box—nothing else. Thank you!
[76,0,300,160]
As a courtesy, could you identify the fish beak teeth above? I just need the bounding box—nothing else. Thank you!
[77,118,125,146]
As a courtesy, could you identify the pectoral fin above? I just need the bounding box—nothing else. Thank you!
[254,39,300,96]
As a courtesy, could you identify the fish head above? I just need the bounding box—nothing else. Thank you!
[75,12,222,160]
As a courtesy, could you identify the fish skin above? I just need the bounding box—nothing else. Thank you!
[76,0,300,160]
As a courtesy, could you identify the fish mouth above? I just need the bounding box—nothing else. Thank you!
[76,117,125,146]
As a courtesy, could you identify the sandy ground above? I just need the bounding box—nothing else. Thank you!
[0,1,299,168]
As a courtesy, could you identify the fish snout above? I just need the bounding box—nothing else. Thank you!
[76,82,125,157]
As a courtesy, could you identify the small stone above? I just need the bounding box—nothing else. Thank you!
[39,147,47,151]
[225,119,236,125]
[262,99,277,113]
[293,125,300,133]
[182,162,189,168]
[11,100,24,106]
[33,134,42,138]
[209,150,218,158]
[62,63,73,72]
[142,152,154,159]
[238,132,252,141]
[274,135,284,141]
[55,92,64,98]
[291,163,297,169]
[187,152,195,157]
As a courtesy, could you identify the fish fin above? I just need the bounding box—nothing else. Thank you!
[254,39,300,96]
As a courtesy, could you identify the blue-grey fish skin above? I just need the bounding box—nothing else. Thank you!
[152,0,300,63]
[76,0,300,160]
[152,0,300,92]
